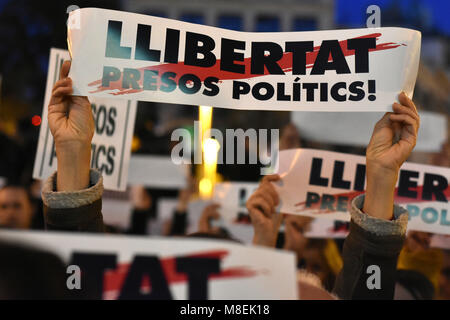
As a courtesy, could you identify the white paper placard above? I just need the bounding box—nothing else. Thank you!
[68,8,421,111]
[0,230,298,300]
[275,148,450,235]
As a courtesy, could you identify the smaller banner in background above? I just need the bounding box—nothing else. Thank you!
[275,148,450,235]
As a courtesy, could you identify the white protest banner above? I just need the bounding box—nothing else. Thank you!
[68,8,421,112]
[275,149,450,235]
[127,155,188,189]
[33,48,137,191]
[213,182,348,241]
[291,111,447,152]
[0,230,298,300]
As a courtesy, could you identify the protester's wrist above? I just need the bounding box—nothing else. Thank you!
[56,141,91,191]
[364,163,398,220]
[252,231,277,247]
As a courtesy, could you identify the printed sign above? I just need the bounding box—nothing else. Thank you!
[33,48,137,191]
[0,230,298,300]
[68,8,420,111]
[275,149,450,235]
[213,182,349,241]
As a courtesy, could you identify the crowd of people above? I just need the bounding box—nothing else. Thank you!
[0,60,449,300]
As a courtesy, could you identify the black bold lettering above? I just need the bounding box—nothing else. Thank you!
[251,42,284,75]
[311,40,350,75]
[135,24,161,61]
[184,32,216,68]
[309,158,329,186]
[221,38,245,74]
[176,257,221,300]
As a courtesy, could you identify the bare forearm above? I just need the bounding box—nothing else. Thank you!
[363,165,397,220]
[56,142,91,191]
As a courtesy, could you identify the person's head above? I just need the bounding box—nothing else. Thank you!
[279,123,301,150]
[0,240,70,299]
[303,239,342,291]
[0,185,33,229]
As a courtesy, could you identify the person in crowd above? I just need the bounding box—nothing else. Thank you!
[166,174,196,236]
[279,215,343,291]
[397,231,443,297]
[302,239,343,292]
[247,90,420,299]
[394,269,435,300]
[439,250,450,300]
[127,185,154,235]
[197,203,221,234]
[0,184,34,229]
[279,123,302,151]
[0,240,71,299]
[42,60,420,299]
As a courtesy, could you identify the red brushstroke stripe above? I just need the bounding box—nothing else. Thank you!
[88,33,402,94]
[294,185,450,213]
[102,250,258,294]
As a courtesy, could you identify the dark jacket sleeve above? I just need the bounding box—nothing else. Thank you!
[42,169,105,233]
[333,194,408,300]
[168,210,188,235]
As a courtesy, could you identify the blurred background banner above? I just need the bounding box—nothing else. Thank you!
[275,148,450,234]
[32,48,137,191]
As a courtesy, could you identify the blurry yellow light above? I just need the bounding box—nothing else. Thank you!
[131,136,141,152]
[199,178,213,197]
[203,138,220,165]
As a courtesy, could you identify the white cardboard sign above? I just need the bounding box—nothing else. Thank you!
[0,230,298,300]
[68,8,421,111]
[275,149,450,235]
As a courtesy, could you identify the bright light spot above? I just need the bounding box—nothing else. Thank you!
[203,138,220,165]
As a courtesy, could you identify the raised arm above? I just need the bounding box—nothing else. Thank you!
[333,92,420,299]
[42,61,104,232]
[246,174,282,247]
